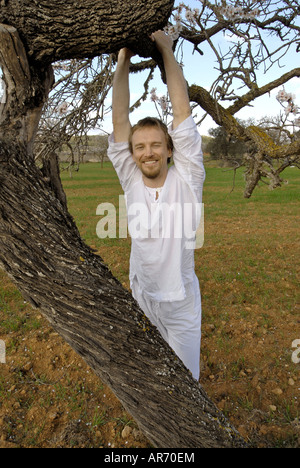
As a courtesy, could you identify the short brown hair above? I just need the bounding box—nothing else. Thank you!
[129,117,174,160]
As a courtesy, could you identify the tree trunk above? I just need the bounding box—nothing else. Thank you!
[0,1,248,448]
[0,141,247,448]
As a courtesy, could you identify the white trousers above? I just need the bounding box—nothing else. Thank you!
[132,275,202,380]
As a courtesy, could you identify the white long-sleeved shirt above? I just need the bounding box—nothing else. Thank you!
[107,115,205,302]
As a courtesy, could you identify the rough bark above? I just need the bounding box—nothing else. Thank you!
[188,84,246,141]
[0,23,54,149]
[0,1,248,448]
[0,0,174,63]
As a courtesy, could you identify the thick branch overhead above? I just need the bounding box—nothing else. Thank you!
[0,0,175,62]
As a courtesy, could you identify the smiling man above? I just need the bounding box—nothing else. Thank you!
[107,31,205,380]
[129,119,172,188]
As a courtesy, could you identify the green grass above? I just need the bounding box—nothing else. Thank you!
[203,165,300,217]
[58,161,300,321]
[60,162,122,249]
[0,160,299,447]
[0,271,41,335]
[60,162,300,241]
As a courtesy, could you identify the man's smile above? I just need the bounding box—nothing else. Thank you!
[131,126,172,185]
[143,159,159,166]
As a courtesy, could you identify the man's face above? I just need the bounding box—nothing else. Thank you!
[131,126,172,184]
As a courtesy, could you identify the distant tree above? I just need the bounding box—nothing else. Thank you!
[206,125,248,166]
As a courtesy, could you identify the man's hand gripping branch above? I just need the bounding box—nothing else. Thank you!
[112,30,191,142]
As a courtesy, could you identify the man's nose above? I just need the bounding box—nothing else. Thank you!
[145,145,154,157]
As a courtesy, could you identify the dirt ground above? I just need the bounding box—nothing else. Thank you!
[0,305,150,449]
[0,266,299,448]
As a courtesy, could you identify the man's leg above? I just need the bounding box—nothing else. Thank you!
[131,276,169,342]
[131,275,201,380]
[159,277,202,380]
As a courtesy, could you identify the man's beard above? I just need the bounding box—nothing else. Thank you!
[140,159,161,179]
[141,166,161,179]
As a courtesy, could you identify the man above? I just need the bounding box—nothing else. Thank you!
[107,30,205,380]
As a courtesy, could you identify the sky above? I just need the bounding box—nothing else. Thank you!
[100,0,300,136]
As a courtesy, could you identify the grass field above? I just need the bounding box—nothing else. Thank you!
[0,161,299,448]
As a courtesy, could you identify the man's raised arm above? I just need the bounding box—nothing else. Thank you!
[151,30,191,129]
[112,48,134,143]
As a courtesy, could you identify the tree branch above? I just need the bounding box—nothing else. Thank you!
[188,84,246,140]
[0,0,175,62]
[228,68,300,115]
